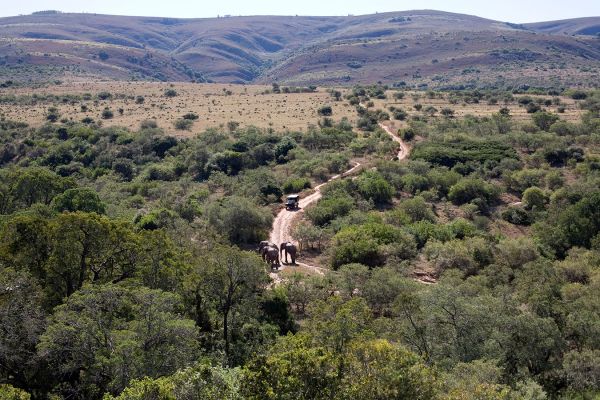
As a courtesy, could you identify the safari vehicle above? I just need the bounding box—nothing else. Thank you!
[285,195,300,210]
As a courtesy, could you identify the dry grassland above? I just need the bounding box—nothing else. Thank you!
[0,82,585,136]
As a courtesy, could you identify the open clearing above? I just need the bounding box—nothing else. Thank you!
[0,82,585,136]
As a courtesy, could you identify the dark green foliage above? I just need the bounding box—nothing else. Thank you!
[317,105,333,116]
[1,87,599,400]
[52,188,106,214]
[307,194,354,226]
[182,112,199,120]
[97,91,112,100]
[502,206,531,225]
[46,107,60,122]
[570,90,588,100]
[553,192,600,250]
[356,170,394,205]
[532,111,559,131]
[38,284,199,398]
[101,108,114,119]
[0,167,75,213]
[136,208,178,230]
[206,196,272,243]
[331,223,416,268]
[448,178,500,206]
[526,102,541,114]
[174,118,193,130]
[411,139,517,168]
[283,177,311,194]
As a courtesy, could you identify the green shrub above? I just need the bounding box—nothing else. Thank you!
[174,118,193,130]
[331,223,416,268]
[356,171,394,205]
[502,206,531,226]
[182,112,199,120]
[283,177,311,194]
[101,108,114,119]
[306,194,354,226]
[52,187,106,214]
[448,178,500,206]
[532,111,559,131]
[393,109,408,120]
[411,139,517,168]
[318,105,333,116]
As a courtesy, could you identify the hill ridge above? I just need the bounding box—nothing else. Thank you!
[1,10,599,87]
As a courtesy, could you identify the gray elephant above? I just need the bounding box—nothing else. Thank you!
[280,242,297,265]
[258,242,278,261]
[265,247,280,270]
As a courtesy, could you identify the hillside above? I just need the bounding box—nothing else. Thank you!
[1,10,600,88]
[525,16,600,36]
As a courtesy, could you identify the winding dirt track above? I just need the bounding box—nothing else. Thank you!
[268,122,409,280]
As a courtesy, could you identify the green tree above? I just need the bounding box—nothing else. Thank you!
[206,196,272,244]
[241,334,336,400]
[38,285,199,399]
[337,339,439,400]
[45,212,139,300]
[562,349,600,393]
[356,171,394,205]
[448,178,500,206]
[6,167,75,210]
[317,105,333,116]
[331,223,416,269]
[397,196,436,222]
[186,247,269,362]
[52,188,106,214]
[522,186,547,211]
[105,364,243,400]
[0,269,47,391]
[532,111,559,131]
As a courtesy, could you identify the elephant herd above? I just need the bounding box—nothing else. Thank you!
[258,241,297,270]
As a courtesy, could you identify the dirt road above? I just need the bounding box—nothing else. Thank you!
[267,121,409,280]
[378,122,410,161]
[268,162,362,279]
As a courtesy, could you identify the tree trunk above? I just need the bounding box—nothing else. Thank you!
[195,290,212,332]
[223,308,229,360]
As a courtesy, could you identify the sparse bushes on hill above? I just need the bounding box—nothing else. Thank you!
[164,89,178,97]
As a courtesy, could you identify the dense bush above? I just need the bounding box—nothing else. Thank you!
[411,139,517,168]
[1,87,599,400]
[448,178,500,206]
[283,177,311,194]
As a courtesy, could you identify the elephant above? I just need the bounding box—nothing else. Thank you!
[265,247,280,270]
[280,242,297,265]
[258,242,278,261]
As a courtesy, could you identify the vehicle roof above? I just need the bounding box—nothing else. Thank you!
[287,194,300,199]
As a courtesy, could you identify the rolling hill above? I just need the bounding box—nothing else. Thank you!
[0,10,599,88]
